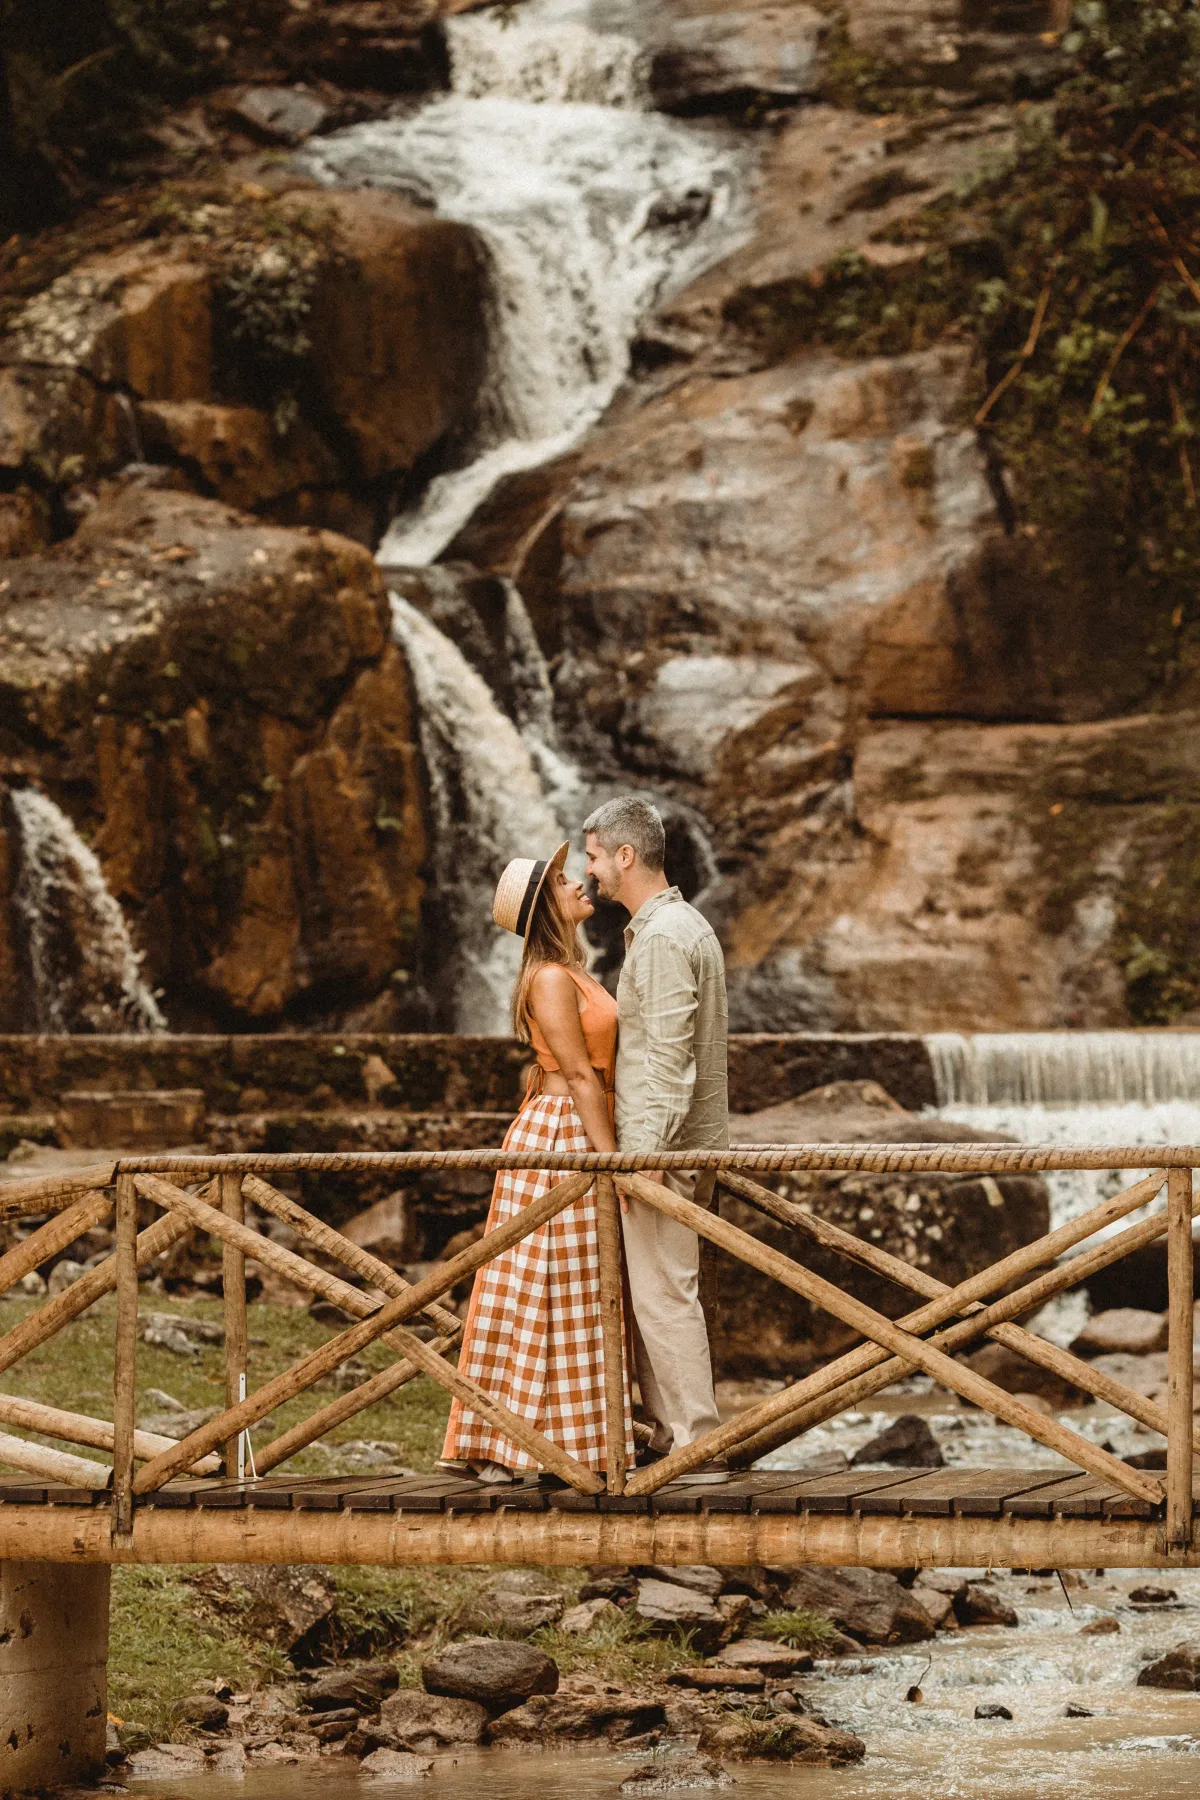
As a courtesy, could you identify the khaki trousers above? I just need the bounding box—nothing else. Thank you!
[620,1171,721,1453]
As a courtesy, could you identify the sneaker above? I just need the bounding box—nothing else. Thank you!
[471,1460,520,1485]
[673,1457,731,1486]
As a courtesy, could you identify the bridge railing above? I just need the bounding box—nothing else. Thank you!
[0,1146,1194,1545]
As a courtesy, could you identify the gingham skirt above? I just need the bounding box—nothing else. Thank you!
[441,1092,634,1473]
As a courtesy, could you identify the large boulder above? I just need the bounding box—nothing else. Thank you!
[189,1564,336,1655]
[781,1568,937,1645]
[648,6,825,113]
[486,1689,667,1744]
[1137,1643,1200,1691]
[422,1638,559,1714]
[712,1081,1049,1377]
[379,1690,487,1749]
[699,1714,866,1764]
[0,484,427,1029]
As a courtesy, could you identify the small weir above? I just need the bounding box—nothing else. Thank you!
[929,1031,1200,1109]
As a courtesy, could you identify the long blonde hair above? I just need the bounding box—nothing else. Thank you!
[511,872,586,1043]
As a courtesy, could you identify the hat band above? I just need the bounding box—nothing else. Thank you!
[514,860,547,937]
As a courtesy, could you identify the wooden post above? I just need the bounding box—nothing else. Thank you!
[221,1172,247,1479]
[112,1175,139,1539]
[595,1175,627,1495]
[1166,1167,1195,1549]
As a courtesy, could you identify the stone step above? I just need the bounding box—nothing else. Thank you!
[206,1110,513,1155]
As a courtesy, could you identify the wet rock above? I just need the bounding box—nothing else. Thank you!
[699,1715,865,1765]
[648,5,824,113]
[714,1640,814,1677]
[359,1748,433,1779]
[1130,1585,1180,1609]
[560,1597,623,1635]
[305,1660,400,1710]
[422,1637,558,1714]
[463,1569,565,1635]
[190,1564,336,1656]
[1065,1704,1094,1718]
[178,1694,230,1730]
[634,1578,729,1653]
[0,491,50,557]
[850,1413,944,1468]
[958,1584,1018,1629]
[619,1755,737,1793]
[486,1691,667,1744]
[910,1570,966,1630]
[138,401,341,512]
[781,1568,936,1645]
[127,1743,207,1776]
[1079,1616,1120,1636]
[380,1689,487,1749]
[226,86,332,145]
[1071,1309,1169,1358]
[974,1703,1013,1720]
[208,1741,247,1773]
[668,1667,765,1693]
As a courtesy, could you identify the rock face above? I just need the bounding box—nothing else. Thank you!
[0,485,427,1029]
[648,5,826,113]
[714,1082,1049,1376]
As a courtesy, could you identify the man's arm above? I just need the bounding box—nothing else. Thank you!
[624,930,698,1155]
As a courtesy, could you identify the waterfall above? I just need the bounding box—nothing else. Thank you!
[10,788,166,1034]
[301,0,750,567]
[928,1031,1200,1108]
[390,595,572,1032]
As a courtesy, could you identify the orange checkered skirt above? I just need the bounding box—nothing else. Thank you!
[441,1092,634,1474]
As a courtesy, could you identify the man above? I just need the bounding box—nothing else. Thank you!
[584,794,729,1483]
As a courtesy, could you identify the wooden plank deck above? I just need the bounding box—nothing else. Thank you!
[1,1467,1196,1569]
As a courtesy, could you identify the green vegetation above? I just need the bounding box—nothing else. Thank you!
[757,1608,838,1652]
[0,0,282,233]
[731,1,1200,714]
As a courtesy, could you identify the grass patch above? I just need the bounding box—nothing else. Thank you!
[0,1293,453,1473]
[532,1607,701,1686]
[108,1565,285,1744]
[757,1608,837,1652]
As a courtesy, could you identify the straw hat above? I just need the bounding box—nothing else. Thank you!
[493,841,570,938]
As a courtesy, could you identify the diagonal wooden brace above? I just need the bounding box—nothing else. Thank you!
[242,1174,461,1339]
[619,1171,1163,1505]
[132,1172,598,1494]
[136,1173,601,1493]
[722,1168,1192,1451]
[634,1168,1171,1480]
[253,1342,459,1475]
[0,1191,112,1298]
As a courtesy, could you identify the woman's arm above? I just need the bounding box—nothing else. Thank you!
[529,967,616,1153]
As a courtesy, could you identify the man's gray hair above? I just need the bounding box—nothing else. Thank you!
[584,794,666,871]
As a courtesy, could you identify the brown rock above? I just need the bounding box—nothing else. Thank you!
[340,1192,418,1265]
[714,1640,814,1677]
[851,1413,944,1468]
[957,1583,1018,1628]
[619,1755,737,1793]
[648,5,825,112]
[137,402,340,511]
[423,1638,558,1714]
[306,1661,399,1710]
[1079,1616,1120,1636]
[634,1578,729,1653]
[358,1748,433,1779]
[0,492,49,557]
[379,1689,487,1749]
[699,1714,865,1765]
[964,1342,1085,1410]
[781,1568,936,1645]
[1070,1308,1169,1358]
[462,1570,565,1635]
[559,1597,624,1635]
[667,1667,765,1693]
[1137,1643,1200,1691]
[189,1564,335,1655]
[289,189,488,483]
[486,1691,668,1744]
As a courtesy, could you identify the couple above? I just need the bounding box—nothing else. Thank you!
[440,794,729,1485]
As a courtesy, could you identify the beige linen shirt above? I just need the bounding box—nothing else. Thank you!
[615,886,729,1155]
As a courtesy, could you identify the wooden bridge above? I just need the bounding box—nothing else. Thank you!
[3,1141,1199,1790]
[0,1140,1196,1568]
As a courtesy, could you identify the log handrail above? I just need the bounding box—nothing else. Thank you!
[0,1144,1190,1547]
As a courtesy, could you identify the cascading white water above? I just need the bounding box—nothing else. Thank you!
[301,0,750,566]
[10,788,165,1034]
[928,1031,1200,1108]
[390,595,571,1032]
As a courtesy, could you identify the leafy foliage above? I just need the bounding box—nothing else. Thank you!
[729,1,1200,713]
[757,1607,837,1651]
[0,0,281,231]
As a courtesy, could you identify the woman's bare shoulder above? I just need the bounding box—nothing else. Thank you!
[529,962,577,998]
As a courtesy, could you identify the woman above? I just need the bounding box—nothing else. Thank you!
[440,842,633,1483]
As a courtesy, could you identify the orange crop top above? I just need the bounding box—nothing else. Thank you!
[527,966,618,1093]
